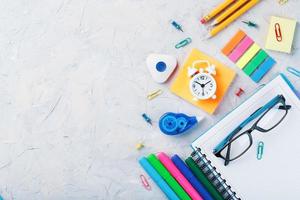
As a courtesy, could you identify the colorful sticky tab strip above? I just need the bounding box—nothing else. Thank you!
[236,43,260,69]
[243,50,268,75]
[222,30,276,82]
[222,30,246,55]
[228,36,253,63]
[251,57,276,82]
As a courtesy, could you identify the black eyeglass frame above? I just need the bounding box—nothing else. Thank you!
[215,95,291,166]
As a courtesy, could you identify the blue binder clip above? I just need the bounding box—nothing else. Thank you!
[159,112,203,136]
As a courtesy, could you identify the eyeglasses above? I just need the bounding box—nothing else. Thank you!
[213,95,291,166]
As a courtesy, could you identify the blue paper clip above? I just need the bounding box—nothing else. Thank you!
[175,37,192,49]
[257,141,264,160]
[287,67,300,78]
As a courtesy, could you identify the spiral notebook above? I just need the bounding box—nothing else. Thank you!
[190,150,240,200]
[191,74,300,199]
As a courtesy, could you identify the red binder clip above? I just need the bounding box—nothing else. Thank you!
[274,23,282,42]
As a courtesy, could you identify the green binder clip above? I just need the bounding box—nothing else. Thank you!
[257,141,264,160]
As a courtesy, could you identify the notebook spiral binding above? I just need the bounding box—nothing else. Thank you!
[191,147,241,200]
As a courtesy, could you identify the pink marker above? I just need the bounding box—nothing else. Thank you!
[157,152,203,200]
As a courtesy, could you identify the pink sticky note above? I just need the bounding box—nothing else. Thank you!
[157,152,203,200]
[228,36,253,63]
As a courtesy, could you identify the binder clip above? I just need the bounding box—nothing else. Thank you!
[159,112,203,136]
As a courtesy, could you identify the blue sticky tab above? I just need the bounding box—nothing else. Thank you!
[251,57,276,83]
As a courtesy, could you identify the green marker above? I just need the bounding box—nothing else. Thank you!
[185,157,224,200]
[147,154,191,200]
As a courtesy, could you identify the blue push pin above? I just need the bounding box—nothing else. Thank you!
[159,112,203,135]
[142,113,152,125]
[171,21,184,32]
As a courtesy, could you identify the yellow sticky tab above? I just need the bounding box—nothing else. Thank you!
[236,43,260,69]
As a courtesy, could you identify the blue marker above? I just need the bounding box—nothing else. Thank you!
[159,112,203,135]
[139,157,180,200]
[171,154,214,200]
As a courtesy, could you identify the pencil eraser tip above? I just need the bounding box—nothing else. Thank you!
[200,19,206,24]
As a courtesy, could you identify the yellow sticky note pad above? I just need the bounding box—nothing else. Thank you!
[265,16,297,53]
[170,48,236,114]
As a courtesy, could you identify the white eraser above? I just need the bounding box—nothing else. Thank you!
[146,54,177,83]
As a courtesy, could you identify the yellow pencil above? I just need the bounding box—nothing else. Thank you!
[201,0,237,24]
[208,0,260,38]
[212,0,250,26]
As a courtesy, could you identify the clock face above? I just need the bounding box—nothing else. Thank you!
[189,73,217,100]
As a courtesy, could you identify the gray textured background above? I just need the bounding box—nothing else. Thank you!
[0,0,299,199]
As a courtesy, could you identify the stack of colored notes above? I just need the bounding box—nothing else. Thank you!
[222,30,276,82]
[139,152,227,200]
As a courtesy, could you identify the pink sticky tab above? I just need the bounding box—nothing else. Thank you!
[228,36,253,63]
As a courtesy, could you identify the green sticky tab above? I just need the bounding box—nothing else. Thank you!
[243,50,268,76]
[147,154,191,200]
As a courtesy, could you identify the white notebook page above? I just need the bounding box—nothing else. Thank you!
[192,75,300,200]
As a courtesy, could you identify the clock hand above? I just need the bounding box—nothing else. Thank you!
[195,81,205,88]
[204,80,211,86]
[202,87,205,96]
